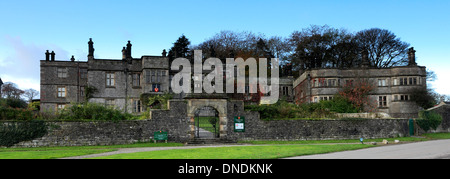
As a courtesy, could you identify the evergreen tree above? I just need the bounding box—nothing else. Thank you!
[168,34,191,64]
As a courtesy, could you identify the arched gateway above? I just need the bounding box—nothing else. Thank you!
[186,98,228,140]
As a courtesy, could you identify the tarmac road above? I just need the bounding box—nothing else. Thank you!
[286,139,450,159]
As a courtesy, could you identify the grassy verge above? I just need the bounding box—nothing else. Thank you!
[2,133,450,159]
[0,142,183,159]
[91,144,373,159]
[239,136,429,145]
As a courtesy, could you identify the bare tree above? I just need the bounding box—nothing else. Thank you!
[24,88,39,102]
[1,82,24,99]
[354,28,410,68]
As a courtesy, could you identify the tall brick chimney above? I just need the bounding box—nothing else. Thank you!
[126,40,132,58]
[45,50,50,61]
[50,51,55,61]
[88,38,94,60]
[408,47,417,66]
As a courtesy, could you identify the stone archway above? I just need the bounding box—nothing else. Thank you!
[186,99,228,139]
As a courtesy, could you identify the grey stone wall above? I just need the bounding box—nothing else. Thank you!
[425,104,450,133]
[12,100,413,147]
[226,100,409,141]
[14,118,190,148]
[228,114,409,141]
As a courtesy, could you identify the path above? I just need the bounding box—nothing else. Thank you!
[286,139,450,159]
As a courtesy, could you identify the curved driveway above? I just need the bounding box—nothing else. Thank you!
[287,139,450,159]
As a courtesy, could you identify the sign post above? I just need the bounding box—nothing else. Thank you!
[154,131,168,143]
[234,116,245,132]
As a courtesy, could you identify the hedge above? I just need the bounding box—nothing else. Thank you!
[0,120,48,147]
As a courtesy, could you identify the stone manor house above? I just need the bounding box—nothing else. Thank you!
[40,39,426,118]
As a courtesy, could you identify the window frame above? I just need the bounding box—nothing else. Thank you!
[57,86,66,98]
[106,72,115,87]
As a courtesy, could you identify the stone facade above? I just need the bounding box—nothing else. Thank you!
[293,48,427,118]
[40,39,169,113]
[13,99,412,147]
[40,38,295,113]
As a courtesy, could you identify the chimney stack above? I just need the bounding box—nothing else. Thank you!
[45,50,50,61]
[162,49,167,57]
[70,55,75,62]
[50,51,55,61]
[122,47,127,60]
[361,48,370,68]
[126,40,132,58]
[408,47,417,66]
[88,38,94,60]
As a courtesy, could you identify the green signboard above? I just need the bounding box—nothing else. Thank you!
[234,116,245,132]
[154,131,168,142]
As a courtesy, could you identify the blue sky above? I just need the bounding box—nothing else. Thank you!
[0,0,449,96]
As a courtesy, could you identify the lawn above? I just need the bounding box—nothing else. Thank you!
[1,133,449,159]
[0,142,183,159]
[91,144,373,159]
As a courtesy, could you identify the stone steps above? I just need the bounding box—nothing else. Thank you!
[187,138,237,145]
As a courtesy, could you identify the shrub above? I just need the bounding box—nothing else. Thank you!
[0,120,48,147]
[57,103,134,121]
[0,106,34,121]
[319,96,359,113]
[416,110,442,131]
[244,104,279,119]
[245,97,358,120]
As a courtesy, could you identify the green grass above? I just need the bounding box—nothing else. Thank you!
[0,142,183,159]
[92,144,373,159]
[195,116,219,133]
[422,132,450,139]
[239,136,429,145]
[2,133,450,159]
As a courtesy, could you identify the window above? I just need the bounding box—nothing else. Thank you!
[394,95,398,101]
[57,68,68,78]
[80,68,87,79]
[393,78,398,86]
[400,78,408,85]
[80,86,85,99]
[146,70,151,84]
[106,72,115,87]
[132,73,140,87]
[152,84,161,92]
[57,104,66,110]
[282,86,289,96]
[412,77,417,85]
[133,100,141,113]
[105,99,115,107]
[378,79,387,87]
[157,70,161,83]
[328,79,336,87]
[57,87,66,98]
[400,95,409,101]
[378,96,387,107]
[151,71,156,83]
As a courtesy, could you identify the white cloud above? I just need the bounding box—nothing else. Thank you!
[0,35,69,98]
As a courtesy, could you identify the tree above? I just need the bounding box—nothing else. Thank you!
[289,25,358,71]
[23,88,39,102]
[338,78,375,112]
[354,28,410,68]
[1,82,24,99]
[409,88,438,109]
[168,34,191,64]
